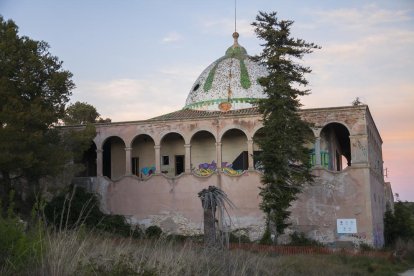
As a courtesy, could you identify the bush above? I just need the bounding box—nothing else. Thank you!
[259,226,273,245]
[0,193,44,273]
[145,225,162,239]
[289,232,322,246]
[229,232,250,243]
[44,185,139,238]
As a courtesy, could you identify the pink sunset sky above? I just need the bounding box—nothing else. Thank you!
[1,0,413,200]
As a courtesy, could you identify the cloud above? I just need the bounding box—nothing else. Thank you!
[71,64,203,122]
[162,31,183,43]
[311,5,411,29]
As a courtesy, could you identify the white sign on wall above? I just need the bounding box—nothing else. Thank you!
[337,219,357,234]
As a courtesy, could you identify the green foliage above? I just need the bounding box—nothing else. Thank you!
[64,101,100,125]
[259,225,273,245]
[63,101,111,125]
[252,11,319,235]
[229,232,250,244]
[0,17,94,215]
[384,202,414,246]
[0,195,44,273]
[44,186,139,238]
[289,232,322,246]
[145,225,162,239]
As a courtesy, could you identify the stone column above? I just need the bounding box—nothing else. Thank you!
[184,144,191,173]
[96,149,103,176]
[125,147,132,175]
[315,137,321,167]
[216,142,222,169]
[154,145,161,173]
[247,139,254,170]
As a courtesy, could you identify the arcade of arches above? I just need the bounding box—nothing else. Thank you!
[78,121,353,181]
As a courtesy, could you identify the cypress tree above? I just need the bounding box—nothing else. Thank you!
[252,12,320,237]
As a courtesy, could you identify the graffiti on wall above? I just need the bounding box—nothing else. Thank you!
[193,161,245,177]
[141,166,156,176]
[193,161,217,176]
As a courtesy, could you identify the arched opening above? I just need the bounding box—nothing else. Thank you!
[76,141,97,177]
[160,132,185,176]
[221,129,248,171]
[191,130,216,173]
[320,123,351,171]
[253,128,265,170]
[102,136,126,179]
[131,134,155,177]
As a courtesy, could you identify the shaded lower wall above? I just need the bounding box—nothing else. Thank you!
[86,166,378,246]
[288,166,376,247]
[103,172,266,240]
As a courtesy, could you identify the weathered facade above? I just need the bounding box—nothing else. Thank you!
[74,33,392,247]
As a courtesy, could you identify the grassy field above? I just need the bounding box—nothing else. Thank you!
[1,227,413,276]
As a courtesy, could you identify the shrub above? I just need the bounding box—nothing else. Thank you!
[145,225,162,239]
[44,185,139,238]
[0,193,44,273]
[289,232,322,246]
[259,226,273,245]
[229,232,250,243]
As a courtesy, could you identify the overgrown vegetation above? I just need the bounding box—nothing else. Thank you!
[1,224,413,275]
[0,16,96,217]
[44,185,139,238]
[384,201,414,246]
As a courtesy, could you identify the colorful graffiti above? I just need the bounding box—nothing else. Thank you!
[193,161,245,177]
[141,166,155,176]
[193,161,217,177]
[220,162,244,176]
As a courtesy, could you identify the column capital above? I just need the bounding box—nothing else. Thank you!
[124,147,132,151]
[184,144,191,148]
[96,149,103,153]
[154,145,161,150]
[215,142,222,147]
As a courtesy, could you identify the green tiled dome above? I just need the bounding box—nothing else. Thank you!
[184,32,268,111]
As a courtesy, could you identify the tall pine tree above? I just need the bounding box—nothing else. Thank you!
[252,12,320,238]
[0,17,95,215]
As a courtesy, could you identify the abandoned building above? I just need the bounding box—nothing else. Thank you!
[73,32,393,248]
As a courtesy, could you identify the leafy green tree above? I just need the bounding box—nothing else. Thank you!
[63,101,111,125]
[252,12,320,238]
[0,16,94,215]
[384,201,414,246]
[64,101,100,125]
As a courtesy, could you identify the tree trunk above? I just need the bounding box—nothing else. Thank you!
[204,207,216,247]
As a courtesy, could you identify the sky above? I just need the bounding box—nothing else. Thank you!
[1,0,413,200]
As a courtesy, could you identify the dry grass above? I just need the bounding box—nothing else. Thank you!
[1,228,407,276]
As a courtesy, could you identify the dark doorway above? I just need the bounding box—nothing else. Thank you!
[232,151,249,171]
[175,155,184,175]
[103,141,111,178]
[76,142,97,177]
[132,157,139,176]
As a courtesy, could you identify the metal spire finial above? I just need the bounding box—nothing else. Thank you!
[234,0,237,33]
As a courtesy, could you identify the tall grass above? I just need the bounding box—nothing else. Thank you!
[2,186,413,275]
[2,226,412,276]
